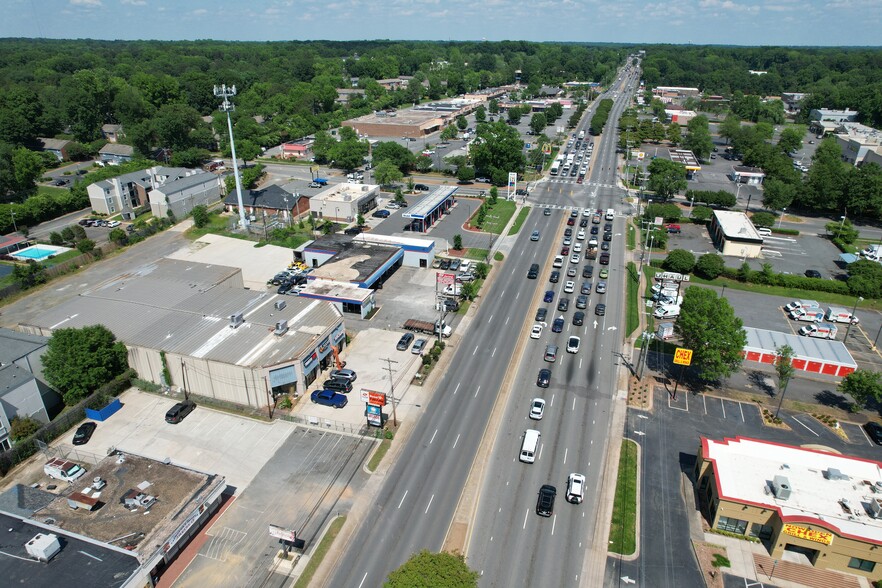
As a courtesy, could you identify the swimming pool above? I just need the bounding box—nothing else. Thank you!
[11,247,60,261]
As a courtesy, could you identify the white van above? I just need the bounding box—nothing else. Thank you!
[757,227,772,236]
[605,208,615,221]
[520,429,541,463]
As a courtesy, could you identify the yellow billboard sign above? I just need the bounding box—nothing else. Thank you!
[673,348,693,366]
[782,524,833,545]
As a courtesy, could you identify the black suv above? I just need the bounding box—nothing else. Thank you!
[165,400,196,424]
[535,308,548,322]
[582,266,593,279]
[323,378,353,393]
[528,263,539,279]
[536,484,556,517]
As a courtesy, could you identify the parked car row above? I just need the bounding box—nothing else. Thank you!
[310,368,359,409]
[79,218,121,228]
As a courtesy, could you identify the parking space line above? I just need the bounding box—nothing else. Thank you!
[791,416,819,436]
[425,493,434,514]
[703,394,707,414]
[739,402,745,422]
[721,399,726,419]
[398,490,408,509]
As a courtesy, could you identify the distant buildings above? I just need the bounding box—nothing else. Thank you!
[36,138,71,161]
[810,108,859,123]
[98,143,134,164]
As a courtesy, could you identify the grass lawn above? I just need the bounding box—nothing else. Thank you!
[366,439,391,473]
[494,251,504,261]
[626,262,640,337]
[508,206,531,236]
[464,248,489,261]
[36,185,69,198]
[687,273,878,310]
[609,439,638,556]
[481,200,516,234]
[43,249,83,266]
[292,516,347,588]
[185,213,236,240]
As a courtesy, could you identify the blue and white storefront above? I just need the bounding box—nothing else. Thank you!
[266,322,347,397]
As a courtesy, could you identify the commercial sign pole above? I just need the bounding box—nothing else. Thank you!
[671,347,693,400]
[381,358,399,427]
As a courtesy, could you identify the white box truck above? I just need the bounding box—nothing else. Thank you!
[790,308,825,322]
[784,299,820,313]
[799,323,838,339]
[653,304,680,319]
[605,208,615,221]
[826,306,859,324]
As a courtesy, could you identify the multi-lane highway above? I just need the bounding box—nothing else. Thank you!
[327,65,639,588]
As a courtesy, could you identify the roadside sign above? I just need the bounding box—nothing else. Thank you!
[673,348,693,366]
[269,525,297,542]
[366,403,383,427]
[436,272,456,286]
[508,172,517,188]
[654,216,664,226]
[360,389,387,406]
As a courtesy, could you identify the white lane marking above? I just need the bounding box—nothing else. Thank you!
[516,291,520,300]
[474,385,481,398]
[453,433,461,448]
[358,573,368,588]
[505,316,510,325]
[572,397,576,411]
[398,490,408,509]
[454,383,460,395]
[489,314,494,323]
[537,443,544,462]
[564,447,568,465]
[425,494,435,514]
[552,514,557,535]
[792,416,819,436]
[491,347,497,358]
[473,345,479,356]
[550,394,555,407]
[430,429,438,444]
[523,510,529,529]
[500,289,505,297]
[579,358,583,369]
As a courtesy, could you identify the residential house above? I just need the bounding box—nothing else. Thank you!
[98,143,134,164]
[280,140,314,160]
[87,166,209,218]
[36,138,71,161]
[336,88,366,104]
[224,184,309,223]
[0,329,62,451]
[101,124,123,143]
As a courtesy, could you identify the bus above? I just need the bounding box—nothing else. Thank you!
[550,158,562,176]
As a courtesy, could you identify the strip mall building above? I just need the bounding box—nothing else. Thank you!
[695,437,882,582]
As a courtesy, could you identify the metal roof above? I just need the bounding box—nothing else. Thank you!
[402,186,458,219]
[713,210,763,242]
[21,259,343,368]
[743,327,857,367]
[0,327,48,364]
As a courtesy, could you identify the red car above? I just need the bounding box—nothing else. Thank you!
[561,246,570,256]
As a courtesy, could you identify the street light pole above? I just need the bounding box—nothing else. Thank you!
[777,208,787,229]
[215,84,247,230]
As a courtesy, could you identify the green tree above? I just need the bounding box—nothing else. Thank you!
[456,115,468,131]
[488,99,499,114]
[474,262,490,279]
[42,325,129,405]
[453,234,463,250]
[457,166,476,183]
[488,186,498,206]
[842,162,882,217]
[695,253,725,279]
[459,281,478,301]
[10,416,42,441]
[108,227,128,246]
[802,139,848,211]
[839,369,882,411]
[647,158,687,201]
[751,212,776,228]
[11,147,44,195]
[826,218,859,244]
[774,344,795,402]
[440,126,458,141]
[475,105,487,123]
[49,231,63,246]
[718,114,741,145]
[356,213,365,227]
[329,127,370,170]
[762,178,795,212]
[236,140,261,167]
[374,160,404,187]
[191,204,210,228]
[414,155,433,173]
[777,127,803,154]
[12,260,47,289]
[666,123,681,145]
[682,115,714,160]
[662,249,696,274]
[71,224,87,241]
[61,226,75,244]
[507,108,522,125]
[529,113,547,135]
[372,141,416,173]
[691,206,713,223]
[76,238,95,253]
[674,286,747,382]
[394,188,407,205]
[470,121,526,184]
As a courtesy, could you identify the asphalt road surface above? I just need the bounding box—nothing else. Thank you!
[327,67,638,587]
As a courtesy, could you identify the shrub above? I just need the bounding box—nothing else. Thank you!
[278,396,292,410]
[10,417,41,441]
[695,253,725,279]
[751,212,776,228]
[662,249,695,274]
[690,206,713,223]
[644,203,681,223]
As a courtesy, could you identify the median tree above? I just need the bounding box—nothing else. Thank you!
[674,286,747,382]
[662,249,696,274]
[694,253,725,279]
[453,234,463,250]
[839,369,882,412]
[385,550,478,588]
[42,325,129,405]
[774,344,795,407]
[374,160,404,187]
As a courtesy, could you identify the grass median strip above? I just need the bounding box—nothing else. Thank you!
[292,516,346,588]
[366,438,391,473]
[508,206,531,235]
[609,439,638,556]
[626,261,639,337]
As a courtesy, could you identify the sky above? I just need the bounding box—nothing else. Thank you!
[3,0,882,46]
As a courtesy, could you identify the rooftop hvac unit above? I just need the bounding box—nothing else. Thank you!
[25,533,61,562]
[871,498,882,518]
[825,468,849,481]
[229,313,244,329]
[274,300,287,311]
[772,475,791,500]
[274,320,289,336]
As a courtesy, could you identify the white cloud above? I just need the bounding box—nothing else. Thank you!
[70,0,103,6]
[192,8,208,15]
[121,0,147,5]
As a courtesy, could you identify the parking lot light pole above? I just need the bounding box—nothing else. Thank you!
[777,208,786,229]
[845,296,864,340]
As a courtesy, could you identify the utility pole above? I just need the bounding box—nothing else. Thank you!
[215,84,247,230]
[381,357,399,427]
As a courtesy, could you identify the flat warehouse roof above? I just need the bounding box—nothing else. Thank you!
[744,327,856,367]
[669,149,701,171]
[713,210,763,242]
[703,437,882,543]
[403,186,458,219]
[344,109,443,126]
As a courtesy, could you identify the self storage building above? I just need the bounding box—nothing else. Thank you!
[742,327,857,377]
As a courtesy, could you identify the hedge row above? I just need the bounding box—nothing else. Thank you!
[719,266,852,294]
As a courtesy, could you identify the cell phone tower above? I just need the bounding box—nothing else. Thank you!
[214,84,247,229]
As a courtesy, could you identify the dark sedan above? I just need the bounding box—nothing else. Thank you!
[544,290,554,303]
[865,422,882,445]
[537,368,551,388]
[72,422,97,445]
